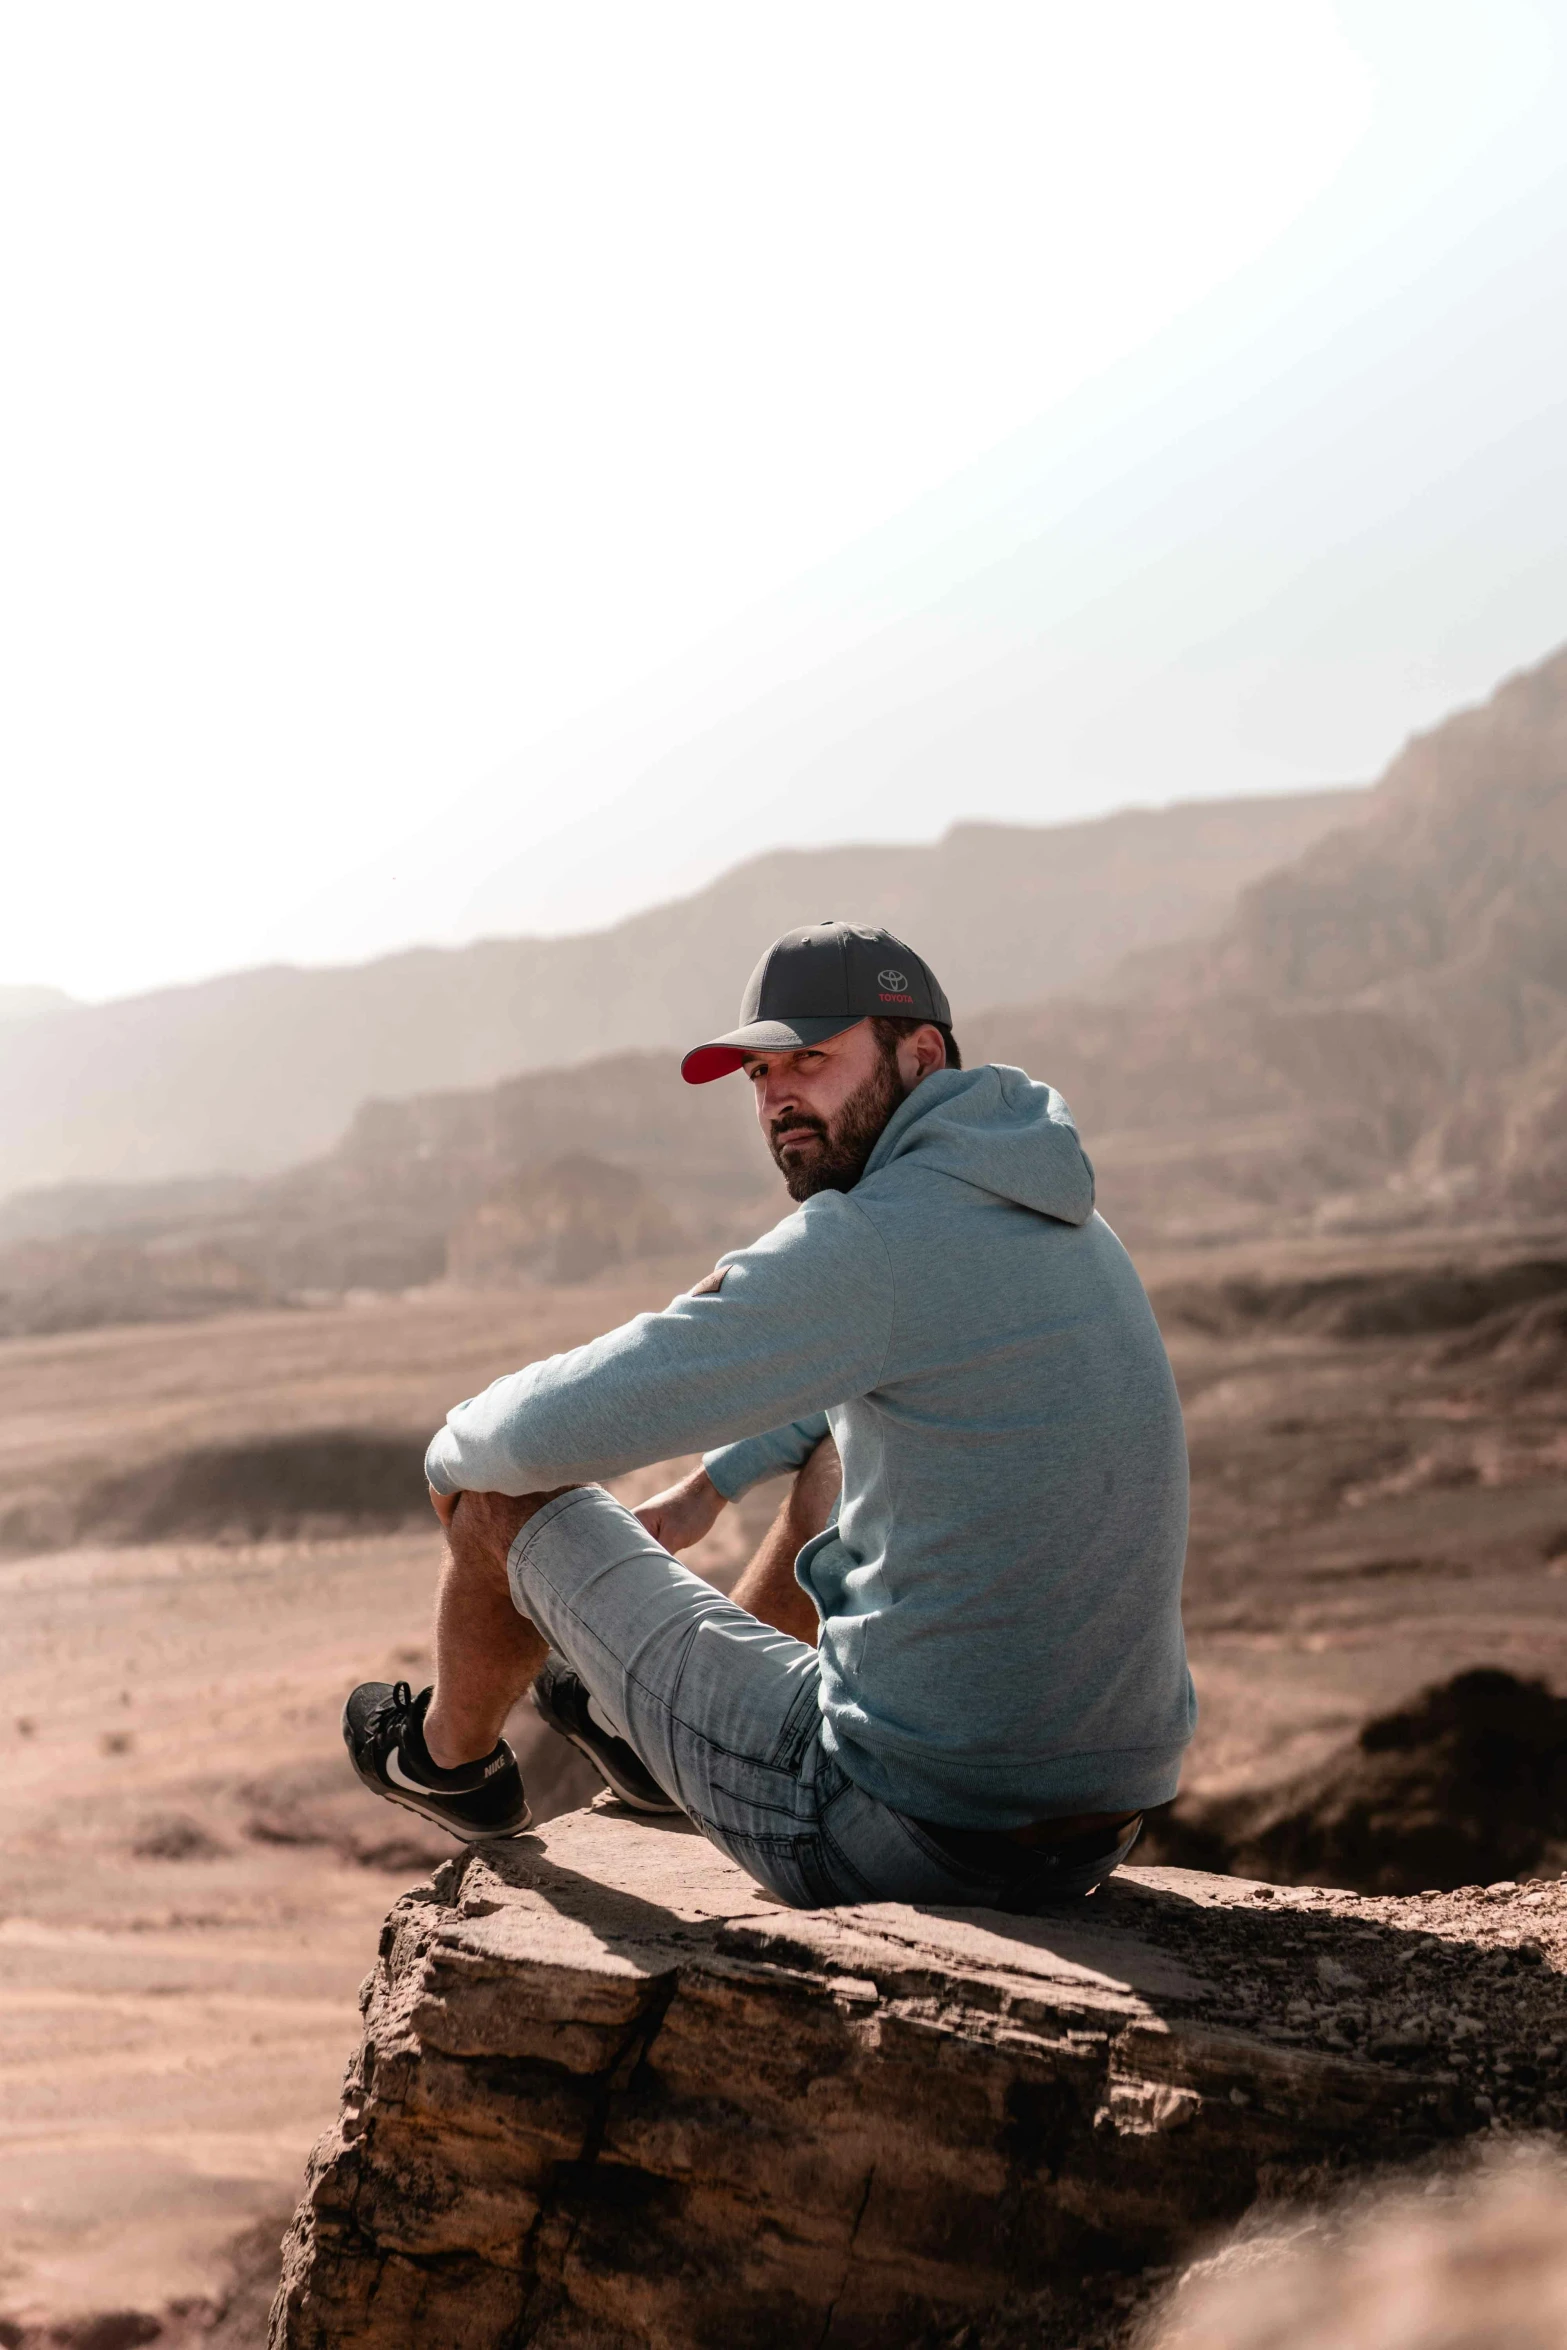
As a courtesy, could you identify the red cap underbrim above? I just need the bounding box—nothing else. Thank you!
[680,1014,863,1084]
[680,1043,748,1085]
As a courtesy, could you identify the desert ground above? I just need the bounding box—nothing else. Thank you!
[0,1225,1564,2337]
[0,1272,790,2339]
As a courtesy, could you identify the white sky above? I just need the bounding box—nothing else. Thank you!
[2,2,1564,1001]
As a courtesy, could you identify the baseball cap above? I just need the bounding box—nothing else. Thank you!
[681,919,952,1084]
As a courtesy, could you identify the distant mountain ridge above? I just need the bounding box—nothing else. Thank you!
[333,639,1567,1264]
[2,645,1564,1333]
[973,644,1567,1238]
[0,789,1360,1199]
[0,985,73,1026]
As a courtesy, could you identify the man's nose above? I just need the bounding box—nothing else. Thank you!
[758,1069,801,1119]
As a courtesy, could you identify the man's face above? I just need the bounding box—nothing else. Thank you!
[742,1019,942,1201]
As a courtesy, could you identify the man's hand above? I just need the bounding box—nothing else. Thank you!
[634,1465,726,1554]
[428,1485,574,1550]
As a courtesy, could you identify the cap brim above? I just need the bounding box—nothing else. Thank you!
[680,1014,862,1085]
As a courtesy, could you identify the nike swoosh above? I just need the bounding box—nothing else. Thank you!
[385,1747,441,1795]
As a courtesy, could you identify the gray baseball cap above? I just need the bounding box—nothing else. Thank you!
[681,919,952,1084]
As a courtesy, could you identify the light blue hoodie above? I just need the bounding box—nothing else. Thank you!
[425,1064,1194,1826]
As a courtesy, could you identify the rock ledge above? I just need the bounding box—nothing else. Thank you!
[271,1806,1567,2348]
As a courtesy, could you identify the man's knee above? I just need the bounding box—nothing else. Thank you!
[444,1486,577,1581]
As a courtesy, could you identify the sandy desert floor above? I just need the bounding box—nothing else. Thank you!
[1163,1232,1567,1801]
[0,1276,786,2338]
[0,1235,1563,2335]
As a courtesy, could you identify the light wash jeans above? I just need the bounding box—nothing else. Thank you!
[507,1484,1142,1913]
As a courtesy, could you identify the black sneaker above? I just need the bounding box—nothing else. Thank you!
[342,1681,531,1842]
[530,1653,680,1814]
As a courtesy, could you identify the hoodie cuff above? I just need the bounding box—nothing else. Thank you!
[424,1428,461,1496]
[704,1412,830,1499]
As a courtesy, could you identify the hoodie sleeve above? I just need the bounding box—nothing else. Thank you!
[424,1196,893,1496]
[704,1412,832,1500]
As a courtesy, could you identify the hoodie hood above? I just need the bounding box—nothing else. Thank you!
[861,1062,1096,1225]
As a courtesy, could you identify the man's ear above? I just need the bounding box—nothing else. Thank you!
[892,1024,944,1091]
[912,1024,948,1079]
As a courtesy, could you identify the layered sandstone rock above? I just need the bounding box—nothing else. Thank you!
[272,1806,1567,2349]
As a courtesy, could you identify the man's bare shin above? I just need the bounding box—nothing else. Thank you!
[728,1436,841,1645]
[422,1488,567,1768]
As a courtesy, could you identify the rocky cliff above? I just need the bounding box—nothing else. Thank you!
[271,1805,1567,2350]
[976,644,1567,1238]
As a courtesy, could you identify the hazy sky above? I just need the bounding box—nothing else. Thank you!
[4,2,1565,1001]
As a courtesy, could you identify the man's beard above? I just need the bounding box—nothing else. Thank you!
[768,1044,907,1202]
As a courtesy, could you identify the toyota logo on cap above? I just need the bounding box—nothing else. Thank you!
[877,967,908,990]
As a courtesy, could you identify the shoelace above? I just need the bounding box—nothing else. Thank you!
[365,1681,415,1749]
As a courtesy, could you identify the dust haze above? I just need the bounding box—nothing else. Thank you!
[1,648,1563,2337]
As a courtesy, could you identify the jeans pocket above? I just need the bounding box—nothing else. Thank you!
[766,1676,823,1774]
[887,1809,1005,1893]
[719,1829,838,1911]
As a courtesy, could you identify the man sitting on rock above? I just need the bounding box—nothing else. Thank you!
[344,921,1193,1910]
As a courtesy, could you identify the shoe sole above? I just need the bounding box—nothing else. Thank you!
[554,1724,682,1816]
[343,1717,533,1844]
